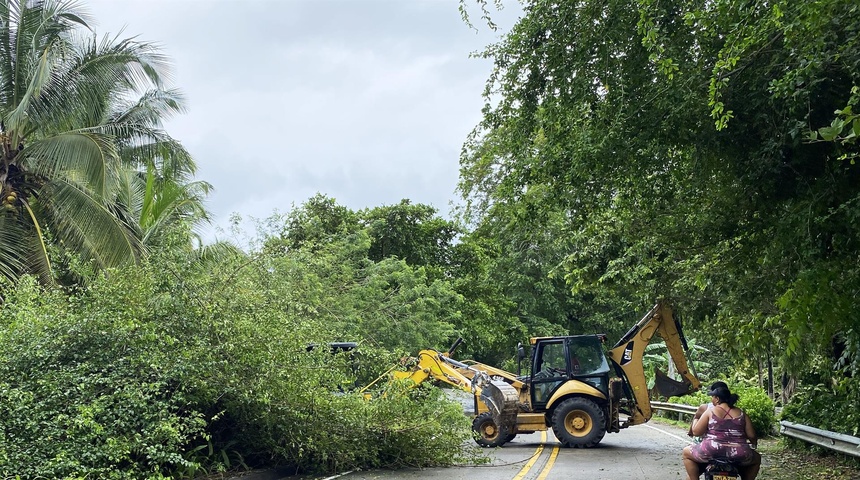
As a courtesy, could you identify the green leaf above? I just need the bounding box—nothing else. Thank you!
[818,126,841,141]
[831,117,846,130]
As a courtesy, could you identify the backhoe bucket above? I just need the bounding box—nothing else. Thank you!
[654,367,695,398]
[478,379,519,431]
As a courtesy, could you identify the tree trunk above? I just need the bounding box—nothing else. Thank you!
[757,357,763,388]
[767,350,774,399]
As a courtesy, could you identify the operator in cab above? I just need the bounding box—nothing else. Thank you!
[682,385,761,480]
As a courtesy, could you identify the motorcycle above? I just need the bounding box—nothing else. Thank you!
[703,459,740,480]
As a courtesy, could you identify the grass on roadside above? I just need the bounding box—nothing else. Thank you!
[757,439,860,480]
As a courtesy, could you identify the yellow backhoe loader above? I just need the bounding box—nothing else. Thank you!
[361,301,701,448]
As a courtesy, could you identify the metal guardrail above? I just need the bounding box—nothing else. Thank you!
[652,401,697,415]
[651,401,860,459]
[780,421,860,459]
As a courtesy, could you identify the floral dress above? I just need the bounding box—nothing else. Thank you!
[689,406,755,465]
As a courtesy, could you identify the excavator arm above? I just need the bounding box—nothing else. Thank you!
[360,341,519,427]
[390,349,481,392]
[608,301,701,425]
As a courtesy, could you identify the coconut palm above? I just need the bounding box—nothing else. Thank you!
[121,164,213,248]
[0,0,204,285]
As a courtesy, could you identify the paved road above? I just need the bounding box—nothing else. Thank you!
[282,422,695,480]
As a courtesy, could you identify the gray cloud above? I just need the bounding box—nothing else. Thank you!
[86,0,520,243]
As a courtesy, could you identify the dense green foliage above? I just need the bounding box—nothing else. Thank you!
[0,277,208,478]
[258,197,463,354]
[781,379,860,438]
[459,0,859,435]
[258,194,570,366]
[0,230,478,478]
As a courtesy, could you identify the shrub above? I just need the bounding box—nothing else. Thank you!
[781,377,860,437]
[0,251,480,477]
[669,384,775,437]
[734,386,776,436]
[0,277,206,479]
[245,383,477,473]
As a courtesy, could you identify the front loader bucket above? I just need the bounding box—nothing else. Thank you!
[654,368,695,398]
[479,379,519,431]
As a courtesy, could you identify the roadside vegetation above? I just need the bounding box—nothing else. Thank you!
[1,0,859,478]
[0,241,482,478]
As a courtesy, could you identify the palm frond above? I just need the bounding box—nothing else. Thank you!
[111,87,186,126]
[0,205,53,285]
[113,164,145,222]
[73,30,173,92]
[122,138,196,180]
[6,36,63,136]
[54,0,93,29]
[0,4,15,107]
[40,177,142,269]
[20,29,174,135]
[79,123,197,180]
[3,0,84,129]
[137,167,212,246]
[0,214,28,283]
[20,197,53,285]
[20,131,119,196]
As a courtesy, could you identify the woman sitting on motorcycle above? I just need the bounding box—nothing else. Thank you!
[682,385,761,480]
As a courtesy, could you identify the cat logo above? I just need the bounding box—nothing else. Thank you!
[620,341,635,366]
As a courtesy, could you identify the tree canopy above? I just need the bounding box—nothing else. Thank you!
[459,0,859,379]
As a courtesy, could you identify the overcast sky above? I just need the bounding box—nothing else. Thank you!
[85,0,520,244]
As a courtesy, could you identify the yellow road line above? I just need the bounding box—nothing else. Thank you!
[535,441,559,480]
[512,431,546,480]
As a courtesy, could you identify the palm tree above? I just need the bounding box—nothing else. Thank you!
[121,163,213,248]
[0,0,204,285]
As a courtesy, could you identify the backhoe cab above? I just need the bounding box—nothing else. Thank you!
[366,302,701,448]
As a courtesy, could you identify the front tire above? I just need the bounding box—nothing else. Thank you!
[472,412,509,447]
[551,397,606,448]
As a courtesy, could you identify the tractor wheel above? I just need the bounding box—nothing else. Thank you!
[551,397,606,448]
[472,412,509,447]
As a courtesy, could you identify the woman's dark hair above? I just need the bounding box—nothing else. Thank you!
[710,386,740,407]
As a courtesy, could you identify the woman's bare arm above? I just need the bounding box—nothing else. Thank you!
[744,412,758,447]
[691,409,711,437]
[688,404,708,436]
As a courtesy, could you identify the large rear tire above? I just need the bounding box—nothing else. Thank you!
[551,397,606,448]
[472,412,509,447]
